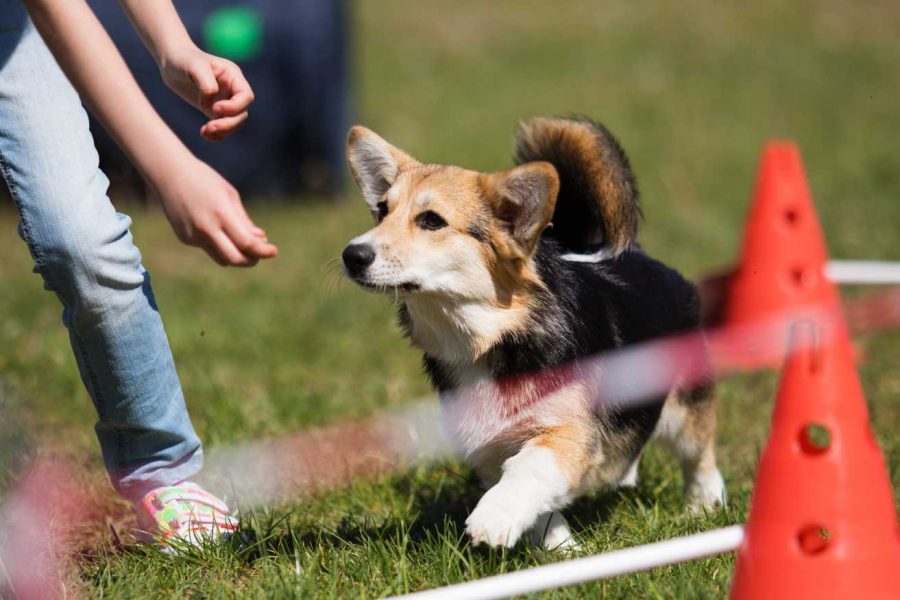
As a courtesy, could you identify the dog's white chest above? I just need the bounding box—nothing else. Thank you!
[438,364,584,463]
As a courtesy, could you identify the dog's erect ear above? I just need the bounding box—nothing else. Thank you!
[347,126,418,216]
[485,162,560,256]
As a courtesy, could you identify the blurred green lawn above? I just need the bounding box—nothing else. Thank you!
[1,0,899,597]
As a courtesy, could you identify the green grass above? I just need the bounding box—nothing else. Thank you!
[2,0,900,597]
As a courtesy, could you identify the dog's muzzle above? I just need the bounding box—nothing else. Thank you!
[342,243,376,278]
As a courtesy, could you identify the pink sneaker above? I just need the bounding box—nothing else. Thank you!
[135,482,237,551]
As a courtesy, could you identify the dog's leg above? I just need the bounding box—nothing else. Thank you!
[465,425,588,549]
[527,510,580,551]
[618,454,641,489]
[655,387,725,510]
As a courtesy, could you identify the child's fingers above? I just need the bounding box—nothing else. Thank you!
[209,229,259,267]
[190,67,219,98]
[235,231,278,260]
[188,63,221,118]
[222,213,278,261]
[249,237,278,259]
[202,245,228,266]
[212,89,254,116]
[210,59,254,115]
[201,112,250,142]
[234,202,272,241]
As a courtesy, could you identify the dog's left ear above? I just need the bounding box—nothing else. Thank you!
[347,126,419,217]
[485,162,560,256]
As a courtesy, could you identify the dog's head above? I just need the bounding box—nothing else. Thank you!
[342,126,559,315]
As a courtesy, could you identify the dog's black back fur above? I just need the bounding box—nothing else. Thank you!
[497,241,699,378]
[423,239,701,451]
[419,117,704,460]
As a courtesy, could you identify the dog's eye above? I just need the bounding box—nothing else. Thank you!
[416,210,447,231]
[376,201,388,223]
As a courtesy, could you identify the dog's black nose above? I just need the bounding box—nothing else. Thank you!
[342,243,376,276]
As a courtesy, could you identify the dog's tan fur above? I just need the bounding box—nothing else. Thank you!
[515,117,640,254]
[346,126,563,365]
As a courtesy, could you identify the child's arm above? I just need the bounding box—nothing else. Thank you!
[23,0,277,267]
[116,0,253,142]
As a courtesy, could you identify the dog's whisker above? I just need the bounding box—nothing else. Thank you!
[319,258,347,295]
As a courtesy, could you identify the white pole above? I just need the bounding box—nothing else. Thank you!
[827,260,900,285]
[389,525,745,600]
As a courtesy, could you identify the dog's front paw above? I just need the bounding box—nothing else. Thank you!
[686,468,726,511]
[528,511,580,551]
[465,486,536,549]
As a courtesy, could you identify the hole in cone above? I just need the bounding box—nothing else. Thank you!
[797,524,830,554]
[788,267,817,290]
[799,423,831,454]
[783,207,800,227]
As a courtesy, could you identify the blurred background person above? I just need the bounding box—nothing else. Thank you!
[89,0,350,199]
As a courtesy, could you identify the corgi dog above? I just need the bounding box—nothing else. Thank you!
[341,117,724,550]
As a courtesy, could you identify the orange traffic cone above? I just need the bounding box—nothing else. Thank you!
[729,321,900,599]
[721,142,841,367]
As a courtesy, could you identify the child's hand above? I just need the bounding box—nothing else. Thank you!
[159,46,254,142]
[154,156,278,266]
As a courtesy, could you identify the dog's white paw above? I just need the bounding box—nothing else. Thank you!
[618,457,640,490]
[529,511,580,551]
[466,486,536,548]
[685,468,726,511]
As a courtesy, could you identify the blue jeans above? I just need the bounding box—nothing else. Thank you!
[0,2,202,501]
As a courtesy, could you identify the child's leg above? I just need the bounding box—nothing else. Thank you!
[0,6,202,502]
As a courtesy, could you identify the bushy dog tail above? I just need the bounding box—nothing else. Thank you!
[514,116,640,256]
